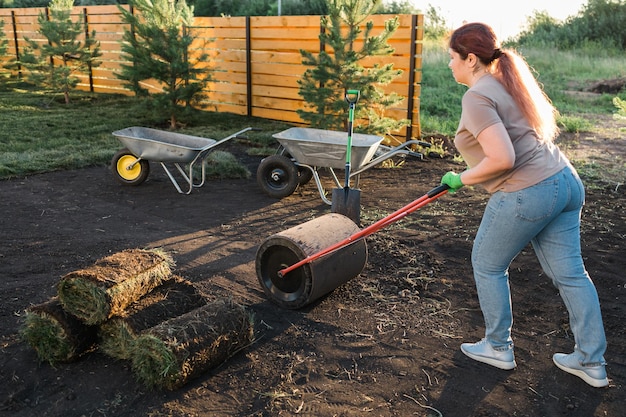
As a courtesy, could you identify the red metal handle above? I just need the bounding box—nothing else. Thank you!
[277,184,449,278]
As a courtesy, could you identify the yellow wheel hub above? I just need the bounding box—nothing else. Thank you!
[116,155,143,181]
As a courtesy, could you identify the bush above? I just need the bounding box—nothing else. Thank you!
[614,96,626,119]
[516,0,626,51]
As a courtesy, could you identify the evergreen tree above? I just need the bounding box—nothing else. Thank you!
[117,0,211,129]
[19,0,101,103]
[297,0,408,135]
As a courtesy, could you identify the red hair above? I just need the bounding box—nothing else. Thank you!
[449,23,559,142]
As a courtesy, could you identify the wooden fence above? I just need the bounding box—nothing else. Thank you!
[0,5,424,139]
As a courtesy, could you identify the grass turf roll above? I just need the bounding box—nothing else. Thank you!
[20,297,98,365]
[130,298,254,390]
[99,276,208,360]
[58,248,174,325]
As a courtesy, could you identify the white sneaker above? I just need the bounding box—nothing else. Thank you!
[460,339,516,370]
[553,353,608,388]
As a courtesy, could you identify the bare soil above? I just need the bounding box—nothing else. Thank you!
[1,116,624,417]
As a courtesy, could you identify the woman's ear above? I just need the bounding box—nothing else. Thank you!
[466,52,478,67]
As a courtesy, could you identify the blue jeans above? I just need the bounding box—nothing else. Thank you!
[471,165,607,366]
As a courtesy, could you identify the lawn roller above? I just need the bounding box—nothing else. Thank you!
[255,184,450,309]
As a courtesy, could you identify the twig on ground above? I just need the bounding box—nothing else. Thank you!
[403,393,443,417]
[422,369,432,386]
[431,329,462,339]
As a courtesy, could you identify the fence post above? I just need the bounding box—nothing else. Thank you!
[318,16,325,90]
[245,16,252,117]
[127,5,138,95]
[406,14,419,141]
[44,7,54,67]
[83,7,94,92]
[10,11,21,77]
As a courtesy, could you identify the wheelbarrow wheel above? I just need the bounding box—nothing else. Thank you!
[297,166,313,186]
[111,148,150,186]
[257,154,299,198]
[278,146,313,186]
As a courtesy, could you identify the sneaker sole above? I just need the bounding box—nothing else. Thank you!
[461,346,516,370]
[553,357,609,388]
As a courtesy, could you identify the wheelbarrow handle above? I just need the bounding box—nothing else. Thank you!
[196,127,257,161]
[374,184,449,230]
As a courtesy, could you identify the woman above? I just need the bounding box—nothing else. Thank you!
[440,22,608,388]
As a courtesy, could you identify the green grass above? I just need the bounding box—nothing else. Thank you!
[419,39,626,136]
[419,40,465,136]
[558,115,595,133]
[524,47,626,115]
[0,82,292,179]
[2,43,626,180]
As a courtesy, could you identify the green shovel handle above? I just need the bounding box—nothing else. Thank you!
[344,90,359,185]
[345,90,360,104]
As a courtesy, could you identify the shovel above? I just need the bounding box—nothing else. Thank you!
[331,90,361,224]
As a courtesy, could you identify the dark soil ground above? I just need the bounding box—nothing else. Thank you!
[1,116,624,417]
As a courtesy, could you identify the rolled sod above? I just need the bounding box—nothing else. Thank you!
[130,298,254,390]
[58,248,174,325]
[20,297,98,365]
[98,276,208,360]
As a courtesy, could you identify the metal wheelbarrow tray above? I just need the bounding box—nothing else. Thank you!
[111,126,255,194]
[257,127,430,204]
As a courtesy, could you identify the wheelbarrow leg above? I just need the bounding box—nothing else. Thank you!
[160,162,197,194]
[294,163,333,205]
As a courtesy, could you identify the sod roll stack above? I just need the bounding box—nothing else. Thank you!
[131,298,254,390]
[20,297,98,365]
[99,276,208,360]
[58,249,174,325]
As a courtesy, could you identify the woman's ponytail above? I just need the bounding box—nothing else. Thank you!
[494,50,559,142]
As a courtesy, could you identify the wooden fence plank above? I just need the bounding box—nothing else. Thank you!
[0,6,423,138]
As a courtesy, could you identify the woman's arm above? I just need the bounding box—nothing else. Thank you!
[460,122,515,186]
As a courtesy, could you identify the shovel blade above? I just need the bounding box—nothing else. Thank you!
[331,187,361,225]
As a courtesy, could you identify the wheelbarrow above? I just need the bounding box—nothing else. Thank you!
[111,126,256,194]
[256,127,431,204]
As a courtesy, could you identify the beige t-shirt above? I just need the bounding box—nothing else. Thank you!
[455,75,568,193]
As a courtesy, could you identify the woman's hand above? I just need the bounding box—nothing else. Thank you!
[440,171,464,192]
